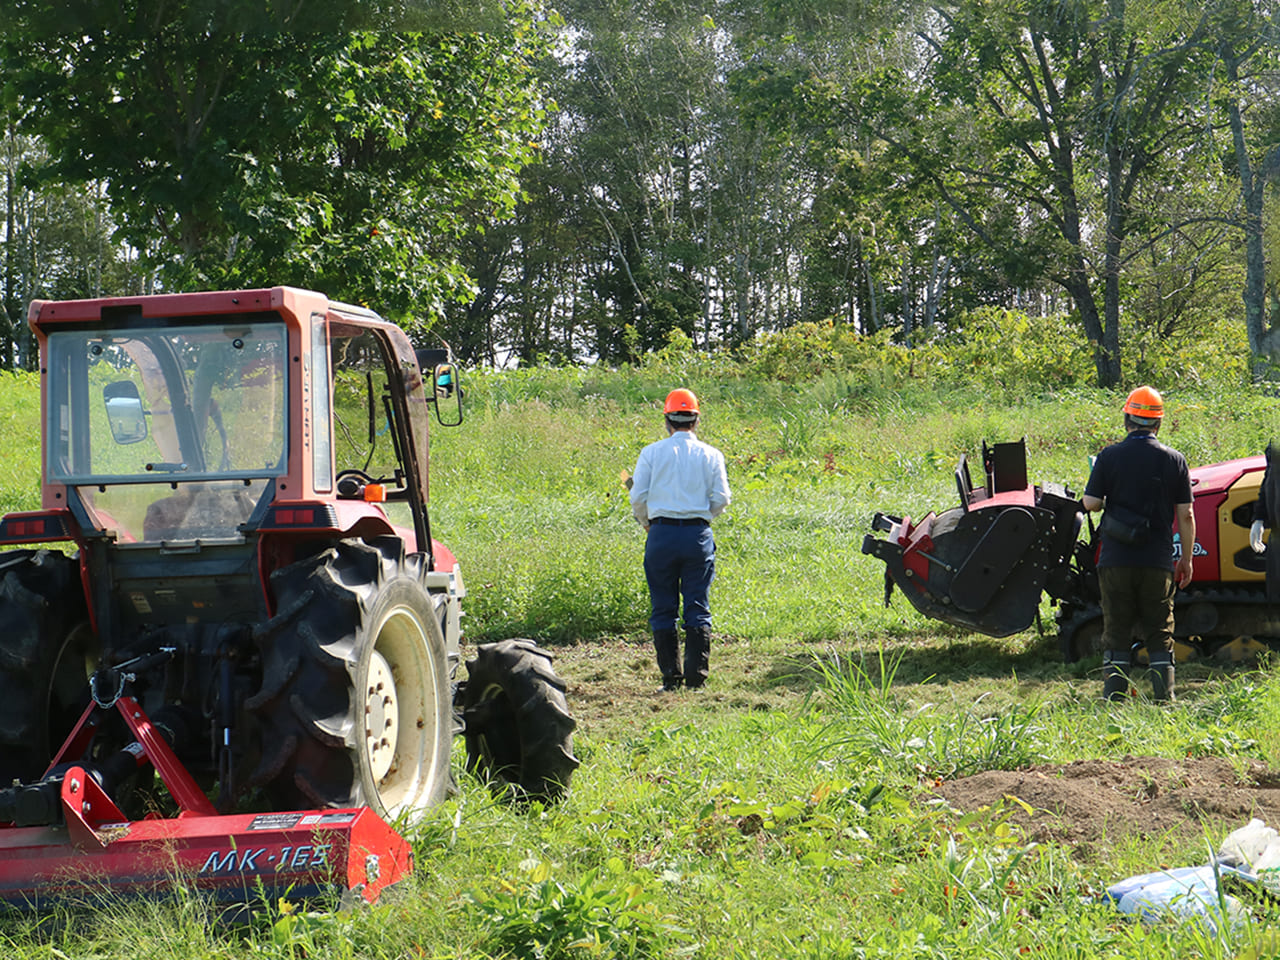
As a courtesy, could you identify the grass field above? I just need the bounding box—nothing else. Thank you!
[4,355,1280,958]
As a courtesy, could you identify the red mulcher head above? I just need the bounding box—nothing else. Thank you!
[0,693,413,911]
[861,439,1085,639]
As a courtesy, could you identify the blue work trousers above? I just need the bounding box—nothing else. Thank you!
[644,523,716,632]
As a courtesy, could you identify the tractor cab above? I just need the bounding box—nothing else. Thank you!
[30,289,460,559]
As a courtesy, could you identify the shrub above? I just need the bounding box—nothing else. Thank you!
[740,310,1096,396]
[935,308,1095,392]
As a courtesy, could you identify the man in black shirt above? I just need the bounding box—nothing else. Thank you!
[1081,386,1194,702]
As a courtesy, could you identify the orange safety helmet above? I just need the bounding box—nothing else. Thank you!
[1122,385,1164,421]
[664,388,700,419]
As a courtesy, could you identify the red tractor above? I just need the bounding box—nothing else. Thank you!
[0,287,577,907]
[862,439,1277,663]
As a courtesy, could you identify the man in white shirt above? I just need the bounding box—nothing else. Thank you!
[629,388,731,690]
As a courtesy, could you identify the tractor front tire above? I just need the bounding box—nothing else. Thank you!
[461,638,578,803]
[0,550,94,785]
[249,538,454,821]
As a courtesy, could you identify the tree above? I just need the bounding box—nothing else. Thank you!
[0,115,144,368]
[727,1,952,339]
[905,0,1220,386]
[1209,0,1280,375]
[3,0,551,324]
[549,2,728,358]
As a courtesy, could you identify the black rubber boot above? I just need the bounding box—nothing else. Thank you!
[683,626,711,689]
[1148,651,1175,703]
[653,628,682,690]
[1102,651,1130,702]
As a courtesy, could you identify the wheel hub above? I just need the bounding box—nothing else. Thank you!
[364,649,399,782]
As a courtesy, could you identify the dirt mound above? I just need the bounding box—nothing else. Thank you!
[932,756,1280,860]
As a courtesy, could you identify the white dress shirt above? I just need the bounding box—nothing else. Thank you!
[630,429,730,526]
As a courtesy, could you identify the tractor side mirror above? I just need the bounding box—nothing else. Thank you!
[432,362,463,427]
[103,381,148,444]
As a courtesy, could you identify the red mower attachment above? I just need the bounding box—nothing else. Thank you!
[862,439,1085,638]
[0,690,413,910]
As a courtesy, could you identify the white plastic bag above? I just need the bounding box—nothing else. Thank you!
[1218,818,1279,868]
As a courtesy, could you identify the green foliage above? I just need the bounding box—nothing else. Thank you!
[268,897,348,956]
[741,306,1252,401]
[918,0,1234,386]
[934,308,1096,391]
[0,132,143,366]
[420,0,1278,378]
[743,320,885,383]
[6,5,551,321]
[469,535,648,642]
[6,0,1274,382]
[0,371,42,513]
[464,858,689,958]
[1125,308,1253,388]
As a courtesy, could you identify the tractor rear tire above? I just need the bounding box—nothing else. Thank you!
[0,550,95,785]
[248,537,453,821]
[461,638,578,803]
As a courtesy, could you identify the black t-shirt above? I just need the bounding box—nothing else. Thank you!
[1084,431,1192,570]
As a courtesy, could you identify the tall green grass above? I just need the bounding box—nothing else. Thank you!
[3,320,1280,957]
[0,372,43,515]
[431,356,1280,647]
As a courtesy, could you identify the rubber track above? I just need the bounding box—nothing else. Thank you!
[1058,585,1279,662]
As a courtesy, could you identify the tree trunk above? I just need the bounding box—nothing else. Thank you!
[1224,49,1272,377]
[1101,143,1129,389]
[1062,266,1117,387]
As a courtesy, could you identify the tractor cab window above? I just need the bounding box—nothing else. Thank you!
[46,320,286,541]
[327,325,427,542]
[328,326,419,528]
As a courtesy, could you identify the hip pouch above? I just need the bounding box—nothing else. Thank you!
[1099,503,1152,545]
